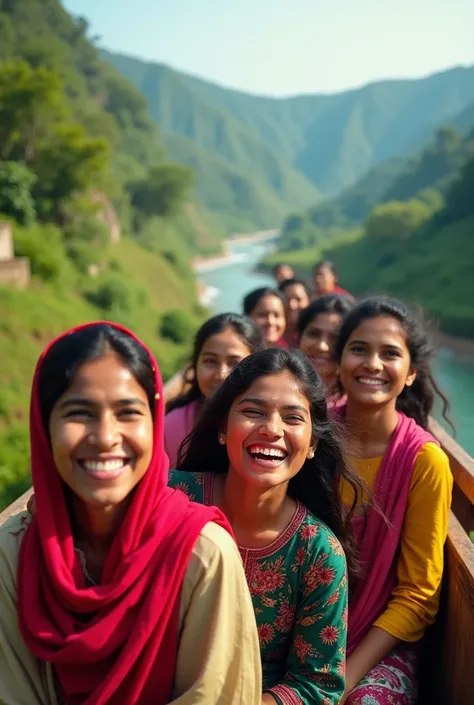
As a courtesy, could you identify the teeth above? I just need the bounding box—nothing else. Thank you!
[249,446,286,458]
[357,378,386,386]
[82,460,126,472]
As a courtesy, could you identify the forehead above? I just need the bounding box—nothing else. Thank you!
[60,353,147,399]
[348,316,408,347]
[285,283,307,298]
[316,265,333,276]
[200,328,248,354]
[234,370,309,409]
[307,312,342,331]
[254,295,284,313]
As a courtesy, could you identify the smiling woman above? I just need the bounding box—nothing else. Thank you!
[0,322,262,705]
[334,297,454,705]
[164,312,264,467]
[172,347,365,705]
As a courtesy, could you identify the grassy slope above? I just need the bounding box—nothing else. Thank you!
[0,233,201,509]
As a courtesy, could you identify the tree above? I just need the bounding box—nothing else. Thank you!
[0,162,37,225]
[365,199,434,241]
[0,62,66,164]
[128,163,194,220]
[33,123,109,220]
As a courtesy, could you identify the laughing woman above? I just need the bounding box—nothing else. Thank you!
[0,323,261,705]
[171,348,364,705]
[334,297,453,705]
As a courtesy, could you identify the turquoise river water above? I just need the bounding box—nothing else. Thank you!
[197,239,474,455]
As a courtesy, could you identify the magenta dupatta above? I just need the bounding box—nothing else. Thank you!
[345,411,439,654]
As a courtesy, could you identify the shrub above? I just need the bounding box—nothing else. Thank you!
[13,223,68,281]
[0,161,37,225]
[159,310,195,345]
[86,275,132,313]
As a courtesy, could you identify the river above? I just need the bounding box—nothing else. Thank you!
[197,237,474,454]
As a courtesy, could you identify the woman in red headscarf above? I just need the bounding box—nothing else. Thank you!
[0,322,261,705]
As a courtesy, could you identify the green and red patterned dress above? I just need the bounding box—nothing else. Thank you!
[168,470,348,705]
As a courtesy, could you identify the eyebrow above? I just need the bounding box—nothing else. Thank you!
[349,339,403,350]
[237,397,309,413]
[58,397,147,409]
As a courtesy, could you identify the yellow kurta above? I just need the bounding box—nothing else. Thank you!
[0,512,262,705]
[341,442,453,642]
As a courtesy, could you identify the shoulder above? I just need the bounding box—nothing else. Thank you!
[183,522,241,587]
[168,469,208,497]
[297,510,346,563]
[411,441,453,492]
[164,404,188,429]
[0,511,31,594]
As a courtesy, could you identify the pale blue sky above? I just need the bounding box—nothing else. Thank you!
[62,0,474,96]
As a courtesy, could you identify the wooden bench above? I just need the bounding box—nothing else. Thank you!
[1,388,473,704]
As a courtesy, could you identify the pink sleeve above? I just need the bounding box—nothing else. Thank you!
[164,404,195,468]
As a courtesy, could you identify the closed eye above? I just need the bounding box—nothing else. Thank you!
[63,409,92,419]
[241,408,263,417]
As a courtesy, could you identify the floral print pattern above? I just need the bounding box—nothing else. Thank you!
[169,470,348,705]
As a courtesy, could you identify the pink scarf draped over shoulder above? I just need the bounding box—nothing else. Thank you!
[341,410,439,654]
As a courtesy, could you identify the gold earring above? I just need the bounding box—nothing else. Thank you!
[219,435,226,445]
[307,449,314,459]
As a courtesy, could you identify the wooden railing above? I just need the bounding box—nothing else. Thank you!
[1,375,473,704]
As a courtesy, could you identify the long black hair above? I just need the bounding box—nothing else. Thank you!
[243,287,286,316]
[335,296,453,431]
[298,293,354,338]
[166,313,264,413]
[38,324,155,428]
[179,347,363,579]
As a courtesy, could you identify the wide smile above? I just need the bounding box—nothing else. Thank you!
[75,457,133,481]
[355,376,389,389]
[246,443,289,469]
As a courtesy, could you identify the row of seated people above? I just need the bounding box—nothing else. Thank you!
[0,291,452,705]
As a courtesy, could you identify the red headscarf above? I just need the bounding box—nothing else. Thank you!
[18,321,234,705]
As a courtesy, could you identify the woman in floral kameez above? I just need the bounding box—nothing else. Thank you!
[170,347,364,705]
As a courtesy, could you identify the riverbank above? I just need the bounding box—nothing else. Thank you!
[192,229,280,274]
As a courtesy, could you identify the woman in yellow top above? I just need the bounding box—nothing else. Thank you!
[0,322,261,705]
[334,296,453,705]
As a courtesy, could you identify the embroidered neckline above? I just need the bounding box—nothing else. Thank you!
[202,472,308,559]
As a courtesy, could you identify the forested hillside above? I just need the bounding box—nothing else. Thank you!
[265,126,474,339]
[278,125,472,251]
[103,49,474,231]
[0,0,216,509]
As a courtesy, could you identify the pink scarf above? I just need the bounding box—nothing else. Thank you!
[346,411,438,653]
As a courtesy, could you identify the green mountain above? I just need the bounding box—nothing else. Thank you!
[102,50,474,227]
[101,51,321,233]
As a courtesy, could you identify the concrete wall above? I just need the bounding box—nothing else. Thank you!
[0,222,13,261]
[0,258,30,289]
